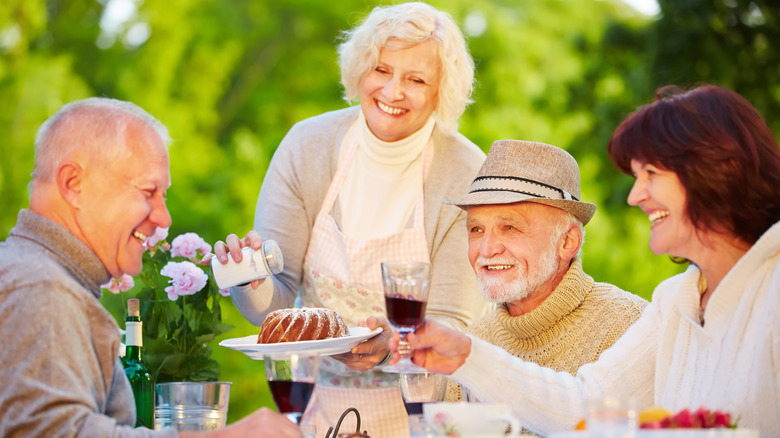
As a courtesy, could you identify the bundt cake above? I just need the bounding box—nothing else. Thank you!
[258,307,350,344]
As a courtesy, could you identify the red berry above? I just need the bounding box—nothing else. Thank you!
[640,421,664,429]
[713,411,731,428]
[674,408,693,428]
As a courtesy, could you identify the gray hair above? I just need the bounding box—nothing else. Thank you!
[31,97,170,187]
[337,2,475,134]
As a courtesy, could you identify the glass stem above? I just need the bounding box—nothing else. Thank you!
[398,333,413,357]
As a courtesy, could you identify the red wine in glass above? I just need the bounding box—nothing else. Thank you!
[385,295,427,330]
[264,352,320,424]
[405,401,425,415]
[381,261,432,373]
[268,380,315,421]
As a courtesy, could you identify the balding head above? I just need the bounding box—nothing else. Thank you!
[29,97,172,278]
[31,97,170,193]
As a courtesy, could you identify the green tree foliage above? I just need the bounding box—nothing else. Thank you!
[652,0,780,134]
[1,0,778,425]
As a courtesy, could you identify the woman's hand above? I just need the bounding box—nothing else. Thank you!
[201,230,266,288]
[389,319,471,375]
[333,316,392,371]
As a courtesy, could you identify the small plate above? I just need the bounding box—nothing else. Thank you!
[219,327,383,359]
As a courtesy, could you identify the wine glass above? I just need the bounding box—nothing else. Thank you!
[381,261,432,373]
[264,352,320,424]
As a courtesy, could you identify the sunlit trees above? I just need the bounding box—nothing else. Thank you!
[1,0,778,423]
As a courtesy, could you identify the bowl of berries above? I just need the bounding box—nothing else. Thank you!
[554,406,756,438]
[633,407,755,437]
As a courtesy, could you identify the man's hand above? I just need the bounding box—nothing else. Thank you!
[180,407,302,438]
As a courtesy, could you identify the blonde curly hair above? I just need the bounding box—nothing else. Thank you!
[338,2,475,135]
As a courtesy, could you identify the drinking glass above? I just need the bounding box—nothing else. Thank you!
[264,352,320,424]
[587,397,638,438]
[399,372,447,415]
[401,372,446,437]
[381,261,432,373]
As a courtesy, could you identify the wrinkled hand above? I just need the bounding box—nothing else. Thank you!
[333,316,391,371]
[201,230,266,288]
[179,407,302,438]
[388,319,471,375]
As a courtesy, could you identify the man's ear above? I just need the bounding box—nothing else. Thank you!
[56,162,83,208]
[558,224,582,262]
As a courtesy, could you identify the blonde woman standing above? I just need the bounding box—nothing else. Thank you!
[213,3,491,436]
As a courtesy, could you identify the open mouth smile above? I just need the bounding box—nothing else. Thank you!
[377,100,407,116]
[486,265,513,270]
[132,230,148,243]
[648,210,670,224]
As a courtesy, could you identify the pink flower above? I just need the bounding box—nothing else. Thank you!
[160,261,208,300]
[218,288,230,297]
[433,412,451,428]
[171,232,211,260]
[101,274,135,294]
[145,227,169,250]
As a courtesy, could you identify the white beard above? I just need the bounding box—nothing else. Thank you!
[476,240,560,304]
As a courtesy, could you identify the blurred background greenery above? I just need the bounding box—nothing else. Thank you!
[2,0,778,425]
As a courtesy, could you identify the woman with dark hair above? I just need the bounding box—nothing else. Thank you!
[395,84,780,436]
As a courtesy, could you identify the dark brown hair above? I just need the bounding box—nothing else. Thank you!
[608,84,780,245]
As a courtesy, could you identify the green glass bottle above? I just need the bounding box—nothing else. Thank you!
[122,298,155,429]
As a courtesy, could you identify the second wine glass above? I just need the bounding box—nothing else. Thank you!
[381,261,432,373]
[264,352,320,425]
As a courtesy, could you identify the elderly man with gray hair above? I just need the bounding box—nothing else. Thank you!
[0,97,302,437]
[442,140,647,406]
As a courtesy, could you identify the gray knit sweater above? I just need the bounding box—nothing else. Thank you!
[0,210,177,438]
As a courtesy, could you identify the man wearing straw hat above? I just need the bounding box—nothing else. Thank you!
[443,139,646,403]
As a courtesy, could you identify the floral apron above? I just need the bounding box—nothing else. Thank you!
[300,126,431,438]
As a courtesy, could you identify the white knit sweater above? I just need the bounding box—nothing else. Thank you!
[452,220,780,436]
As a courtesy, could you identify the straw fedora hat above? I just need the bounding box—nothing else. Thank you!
[445,139,597,225]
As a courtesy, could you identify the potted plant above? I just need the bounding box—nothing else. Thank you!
[101,228,235,430]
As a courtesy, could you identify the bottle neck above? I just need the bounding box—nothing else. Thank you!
[126,320,143,347]
[125,344,143,361]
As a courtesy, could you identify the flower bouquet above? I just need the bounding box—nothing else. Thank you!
[101,228,233,383]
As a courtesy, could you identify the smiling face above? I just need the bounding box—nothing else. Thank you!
[466,203,567,305]
[358,39,441,142]
[77,119,172,277]
[628,159,696,259]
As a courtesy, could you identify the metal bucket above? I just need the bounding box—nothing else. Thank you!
[154,382,231,431]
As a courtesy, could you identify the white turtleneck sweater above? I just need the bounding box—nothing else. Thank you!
[338,113,435,240]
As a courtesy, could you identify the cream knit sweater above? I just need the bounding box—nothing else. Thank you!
[452,221,780,436]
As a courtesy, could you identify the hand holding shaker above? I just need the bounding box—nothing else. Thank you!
[210,240,284,289]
